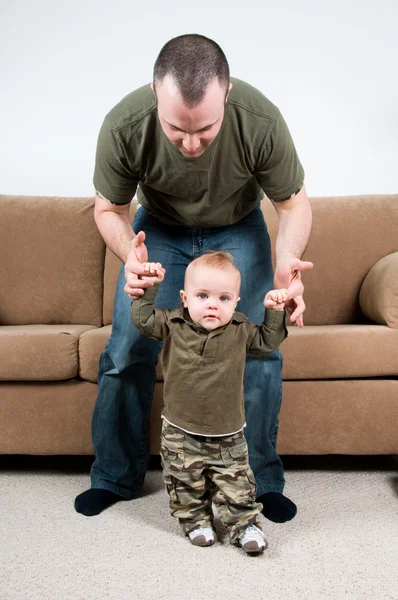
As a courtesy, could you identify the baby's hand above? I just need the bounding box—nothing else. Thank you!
[264,288,288,311]
[138,262,166,283]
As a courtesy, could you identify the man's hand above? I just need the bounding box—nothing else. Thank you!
[274,258,313,327]
[123,232,166,299]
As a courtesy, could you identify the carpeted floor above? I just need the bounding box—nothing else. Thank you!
[1,455,397,600]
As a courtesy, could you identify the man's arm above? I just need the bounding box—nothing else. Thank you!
[94,194,134,262]
[271,185,313,327]
[94,194,157,299]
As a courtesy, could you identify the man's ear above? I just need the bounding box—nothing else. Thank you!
[225,82,233,103]
[150,82,157,101]
[180,290,188,307]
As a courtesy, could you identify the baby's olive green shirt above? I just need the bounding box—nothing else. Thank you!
[94,78,304,227]
[131,285,288,436]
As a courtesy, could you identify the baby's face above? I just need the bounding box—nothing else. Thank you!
[180,265,240,331]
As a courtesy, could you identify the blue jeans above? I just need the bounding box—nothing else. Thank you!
[91,204,285,498]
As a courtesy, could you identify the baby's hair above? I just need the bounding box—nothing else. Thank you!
[185,250,241,285]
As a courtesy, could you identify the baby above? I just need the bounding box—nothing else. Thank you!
[131,251,288,554]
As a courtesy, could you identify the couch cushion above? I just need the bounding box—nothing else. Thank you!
[359,252,398,329]
[79,326,112,382]
[0,325,96,380]
[78,323,398,383]
[282,324,398,379]
[0,195,105,326]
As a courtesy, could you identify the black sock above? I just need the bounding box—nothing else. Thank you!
[74,489,125,517]
[257,492,297,523]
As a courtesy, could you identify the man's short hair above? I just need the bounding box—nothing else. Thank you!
[153,34,230,107]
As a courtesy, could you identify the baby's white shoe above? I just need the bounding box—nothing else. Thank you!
[239,524,268,554]
[188,526,215,547]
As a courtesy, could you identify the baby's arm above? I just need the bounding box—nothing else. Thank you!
[246,288,288,356]
[131,262,169,340]
[264,288,288,311]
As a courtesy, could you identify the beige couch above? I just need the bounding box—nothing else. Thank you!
[1,193,397,456]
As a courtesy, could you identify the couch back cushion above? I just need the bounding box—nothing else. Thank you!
[262,194,398,324]
[0,195,105,326]
[103,194,398,326]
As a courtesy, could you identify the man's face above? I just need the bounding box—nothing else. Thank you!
[152,75,231,159]
[180,265,240,331]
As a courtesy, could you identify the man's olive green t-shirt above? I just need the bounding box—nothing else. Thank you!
[93,78,304,227]
[130,284,288,436]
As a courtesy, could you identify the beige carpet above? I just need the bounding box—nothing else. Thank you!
[1,456,397,600]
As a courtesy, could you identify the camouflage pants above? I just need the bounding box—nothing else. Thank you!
[160,420,263,543]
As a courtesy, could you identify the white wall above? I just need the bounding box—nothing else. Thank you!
[1,0,397,197]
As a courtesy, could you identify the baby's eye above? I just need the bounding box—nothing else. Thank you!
[198,293,207,300]
[220,296,229,302]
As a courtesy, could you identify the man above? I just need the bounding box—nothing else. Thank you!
[75,34,313,522]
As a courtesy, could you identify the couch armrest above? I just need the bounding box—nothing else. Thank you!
[359,252,398,328]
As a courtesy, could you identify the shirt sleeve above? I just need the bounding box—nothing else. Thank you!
[130,284,170,341]
[255,112,305,202]
[93,118,139,205]
[246,309,288,355]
